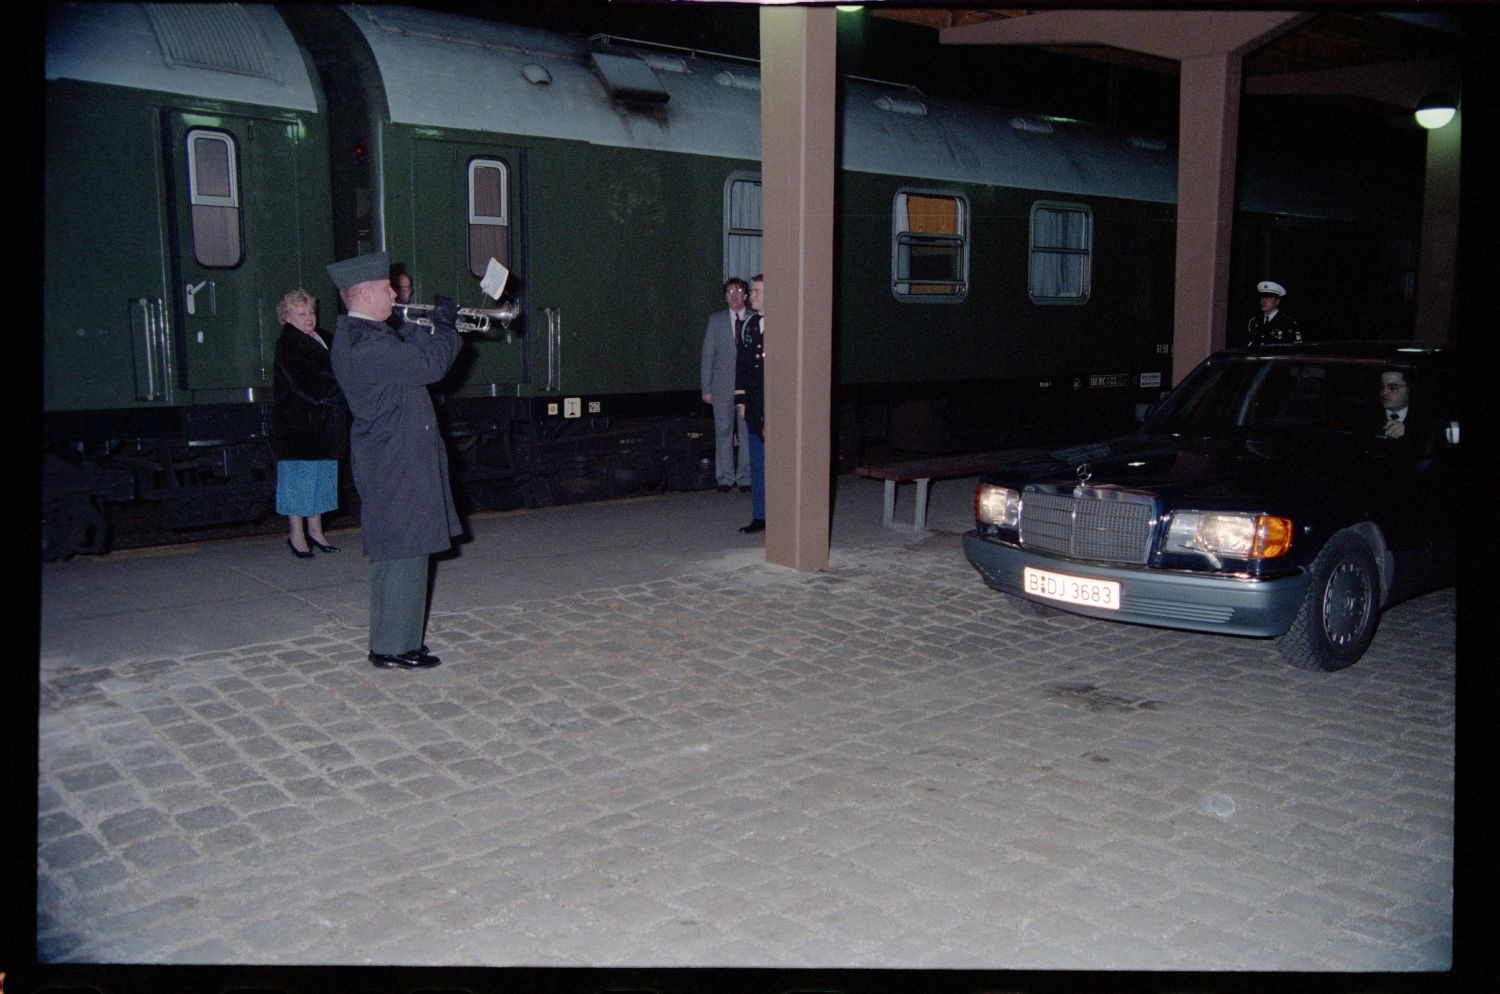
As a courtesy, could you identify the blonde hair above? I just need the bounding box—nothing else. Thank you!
[276,288,316,323]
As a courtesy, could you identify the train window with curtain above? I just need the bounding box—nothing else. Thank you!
[1029,201,1092,303]
[185,129,242,268]
[468,158,509,279]
[893,191,968,301]
[724,172,762,283]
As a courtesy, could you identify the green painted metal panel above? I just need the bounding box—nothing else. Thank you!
[524,143,736,396]
[45,82,173,411]
[44,79,334,412]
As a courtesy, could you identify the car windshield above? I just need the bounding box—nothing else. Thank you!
[1145,356,1403,437]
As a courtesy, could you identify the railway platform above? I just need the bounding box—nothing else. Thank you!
[29,471,1461,982]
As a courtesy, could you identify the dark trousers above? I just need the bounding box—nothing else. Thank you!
[369,555,429,654]
[747,429,765,521]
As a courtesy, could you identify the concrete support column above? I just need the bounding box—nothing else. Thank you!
[1415,113,1460,342]
[1173,53,1241,384]
[759,5,836,571]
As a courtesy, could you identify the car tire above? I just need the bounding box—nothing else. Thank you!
[1005,593,1058,618]
[1276,532,1380,671]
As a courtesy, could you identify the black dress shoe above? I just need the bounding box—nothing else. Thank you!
[308,537,339,553]
[739,519,765,533]
[369,650,441,670]
[738,485,751,493]
[716,484,732,493]
[287,538,315,559]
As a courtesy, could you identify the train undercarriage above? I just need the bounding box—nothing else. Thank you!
[41,375,1144,560]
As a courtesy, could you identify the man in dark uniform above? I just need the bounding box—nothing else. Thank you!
[328,251,464,670]
[734,274,766,534]
[1247,280,1302,347]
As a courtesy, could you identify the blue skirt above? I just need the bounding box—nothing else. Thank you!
[275,460,339,516]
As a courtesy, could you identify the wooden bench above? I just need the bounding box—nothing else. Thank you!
[855,451,1018,531]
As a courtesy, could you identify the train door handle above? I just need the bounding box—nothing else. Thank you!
[131,297,169,401]
[185,280,215,316]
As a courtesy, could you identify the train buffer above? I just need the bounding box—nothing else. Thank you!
[855,451,1014,532]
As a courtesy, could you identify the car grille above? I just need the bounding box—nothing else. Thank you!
[1018,489,1157,564]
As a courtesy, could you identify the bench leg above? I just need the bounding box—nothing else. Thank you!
[880,478,931,531]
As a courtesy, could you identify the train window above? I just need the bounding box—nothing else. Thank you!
[1029,201,1092,303]
[893,191,968,301]
[185,130,242,268]
[468,158,509,279]
[724,172,762,282]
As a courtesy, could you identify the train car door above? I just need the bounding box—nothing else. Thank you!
[44,83,176,411]
[165,112,306,394]
[406,138,526,389]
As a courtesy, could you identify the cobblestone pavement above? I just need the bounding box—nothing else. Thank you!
[32,486,1456,976]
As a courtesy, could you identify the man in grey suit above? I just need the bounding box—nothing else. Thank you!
[700,277,753,492]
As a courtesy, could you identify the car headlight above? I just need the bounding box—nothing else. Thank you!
[976,483,1021,528]
[1164,511,1294,560]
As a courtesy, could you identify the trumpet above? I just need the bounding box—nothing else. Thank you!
[393,299,520,334]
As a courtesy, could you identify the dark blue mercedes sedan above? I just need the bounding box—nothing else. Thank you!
[962,342,1458,671]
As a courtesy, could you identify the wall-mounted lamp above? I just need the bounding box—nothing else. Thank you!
[1414,92,1457,130]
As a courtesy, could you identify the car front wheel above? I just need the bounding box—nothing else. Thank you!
[1276,532,1380,671]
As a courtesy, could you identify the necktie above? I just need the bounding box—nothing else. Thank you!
[734,315,742,340]
[1388,411,1399,422]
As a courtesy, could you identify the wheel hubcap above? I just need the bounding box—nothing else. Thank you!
[1322,560,1371,647]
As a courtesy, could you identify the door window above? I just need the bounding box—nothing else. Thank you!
[186,129,242,267]
[468,158,509,278]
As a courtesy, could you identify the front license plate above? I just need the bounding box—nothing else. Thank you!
[1023,567,1121,610]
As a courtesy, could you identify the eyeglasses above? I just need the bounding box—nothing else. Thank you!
[726,288,746,294]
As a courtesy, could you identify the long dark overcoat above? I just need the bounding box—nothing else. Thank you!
[330,314,463,560]
[269,324,348,460]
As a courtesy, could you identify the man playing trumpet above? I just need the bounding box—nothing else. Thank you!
[328,251,464,670]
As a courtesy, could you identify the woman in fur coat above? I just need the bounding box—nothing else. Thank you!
[270,288,348,557]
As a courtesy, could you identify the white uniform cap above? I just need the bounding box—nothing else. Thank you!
[1256,280,1286,297]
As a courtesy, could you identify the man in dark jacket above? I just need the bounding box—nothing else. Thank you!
[328,251,463,670]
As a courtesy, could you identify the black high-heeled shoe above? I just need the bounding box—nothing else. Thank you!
[308,537,340,553]
[287,538,315,559]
